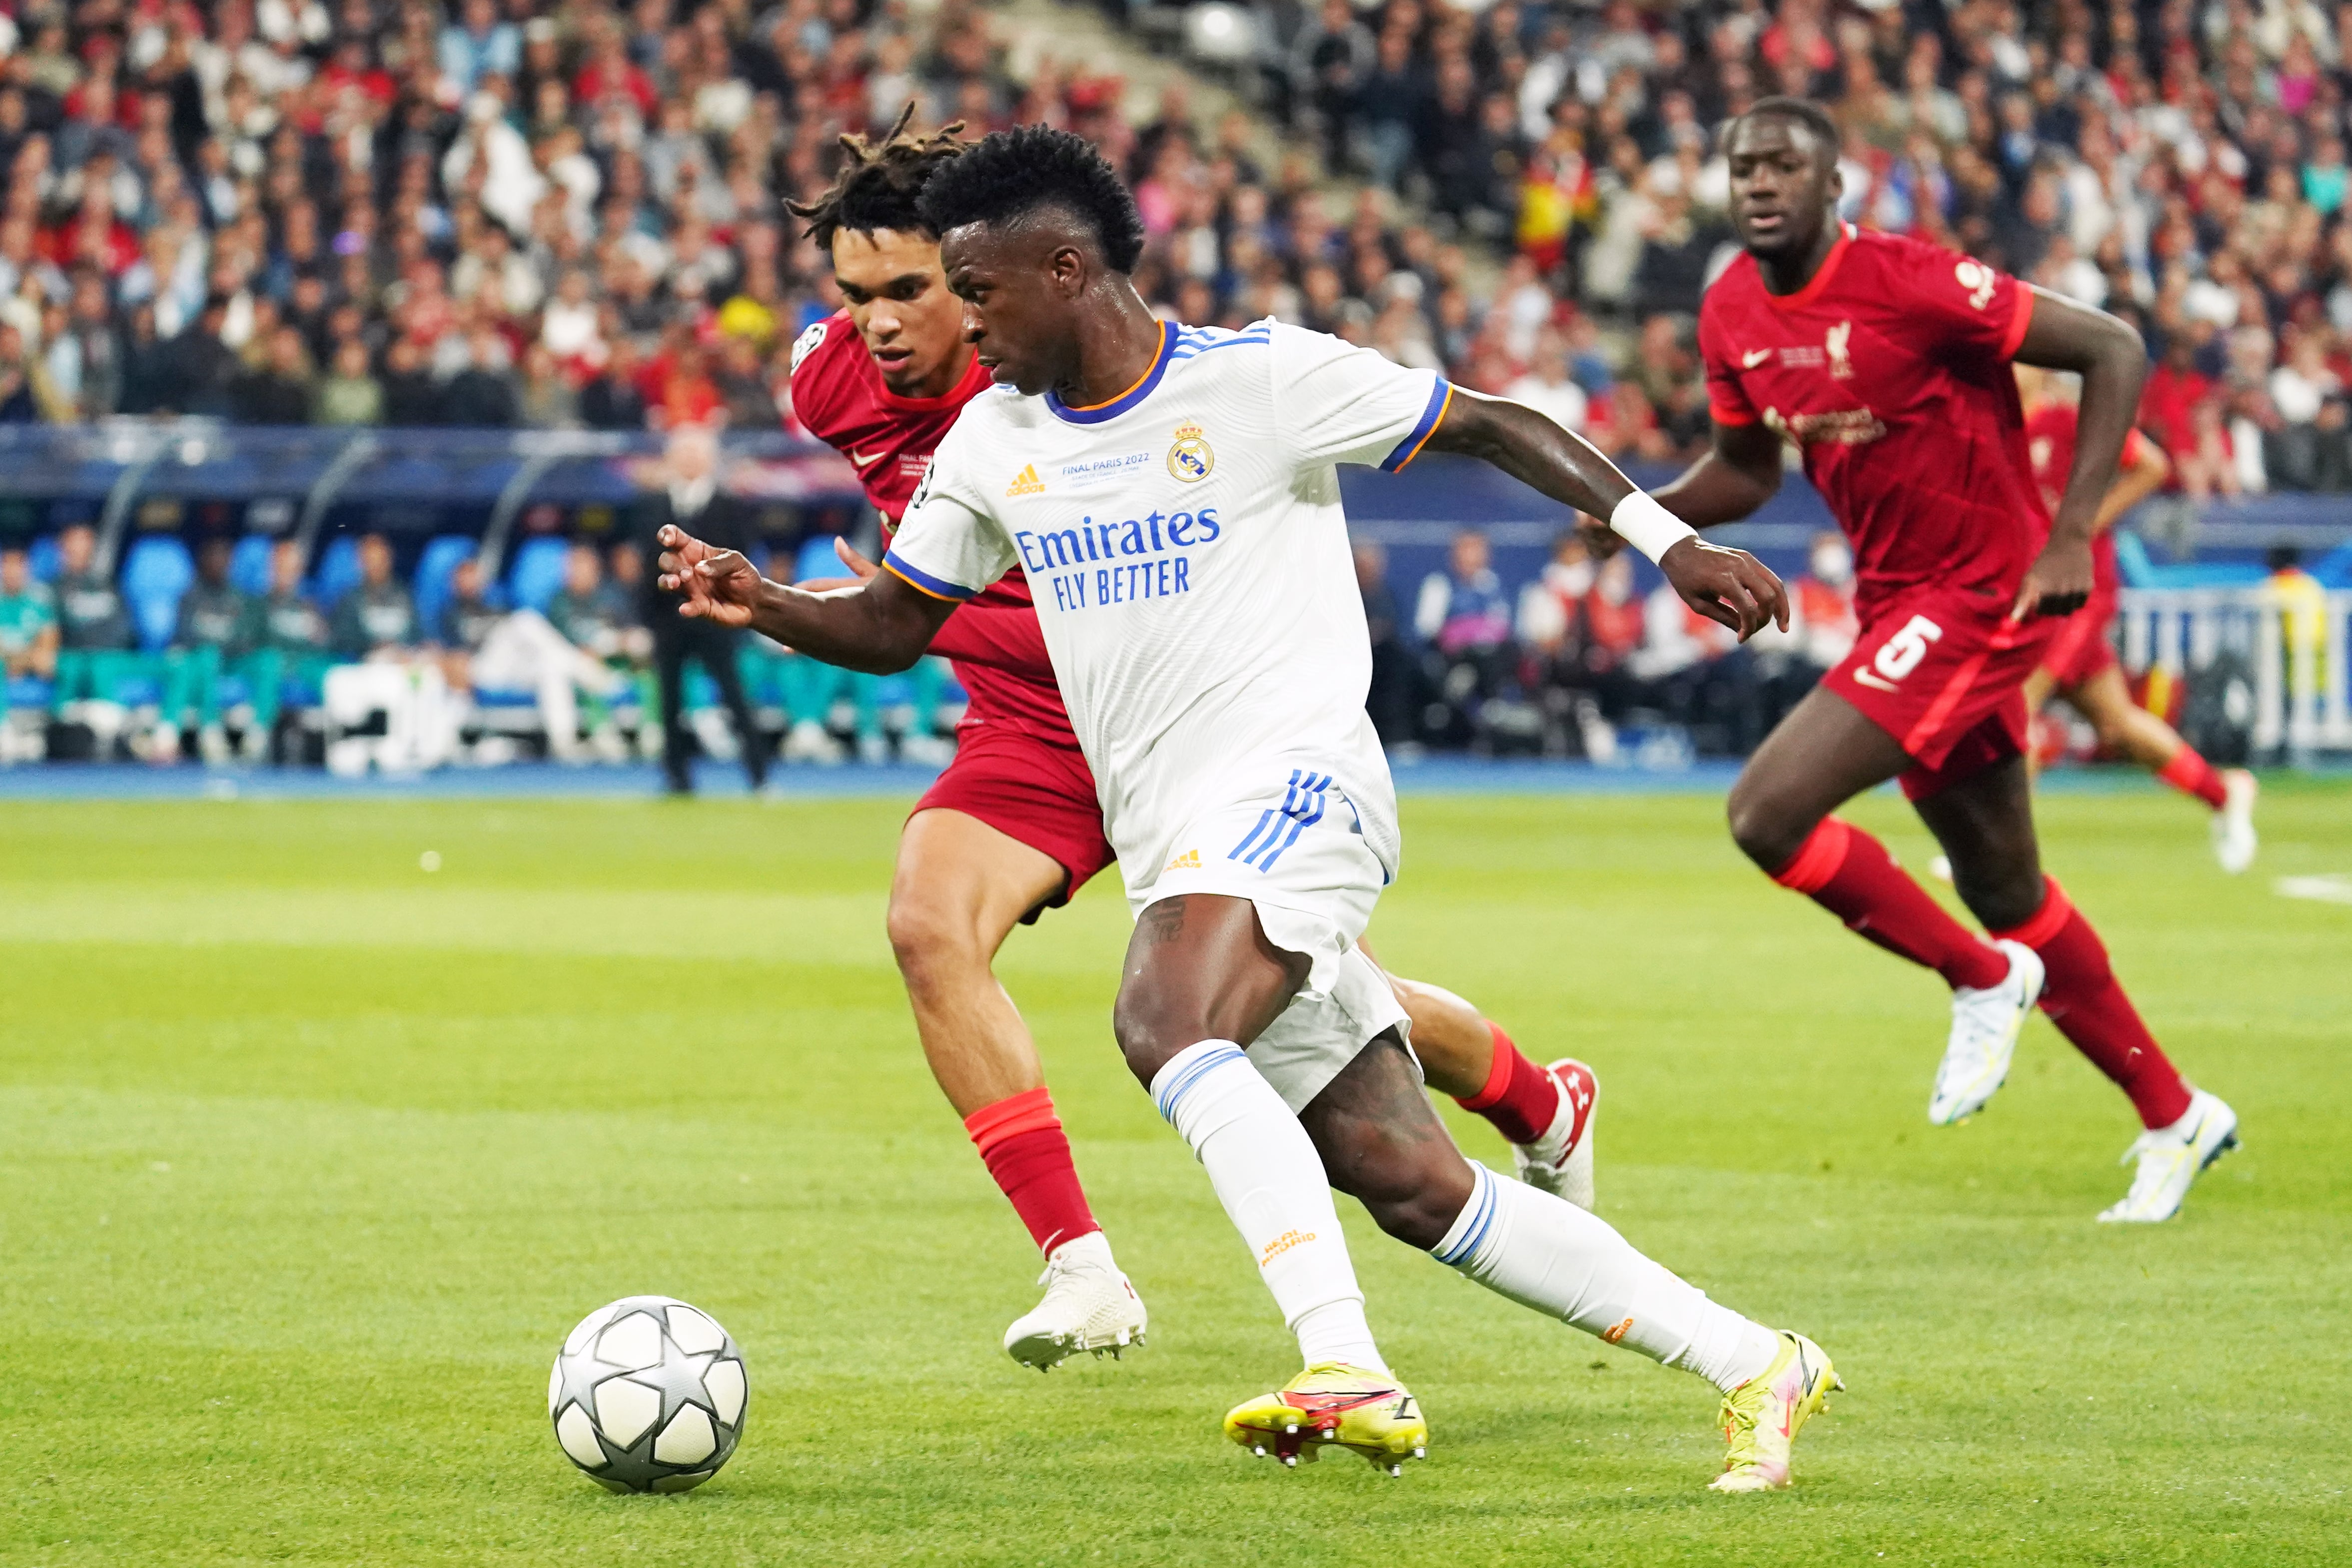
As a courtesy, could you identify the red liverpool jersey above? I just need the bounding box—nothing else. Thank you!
[1698,227,2047,618]
[786,312,1075,744]
[2024,401,2146,597]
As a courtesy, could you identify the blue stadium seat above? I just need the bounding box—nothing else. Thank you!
[505,536,570,614]
[2311,541,2352,589]
[2113,531,2268,589]
[308,535,364,608]
[413,535,479,643]
[28,535,60,582]
[229,534,274,596]
[121,536,195,653]
[5,675,51,709]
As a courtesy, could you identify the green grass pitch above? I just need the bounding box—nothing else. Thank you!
[2,781,2347,1566]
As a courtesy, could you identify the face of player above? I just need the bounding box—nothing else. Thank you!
[939,220,1081,400]
[831,227,970,400]
[1724,114,1840,269]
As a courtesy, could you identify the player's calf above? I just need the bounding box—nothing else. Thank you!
[1300,1034,1478,1251]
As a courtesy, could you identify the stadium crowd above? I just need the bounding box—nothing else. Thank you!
[0,0,2343,766]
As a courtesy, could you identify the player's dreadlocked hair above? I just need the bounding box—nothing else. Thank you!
[1733,96,1842,168]
[915,124,1148,274]
[786,104,969,250]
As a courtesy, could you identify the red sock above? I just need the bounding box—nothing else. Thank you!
[964,1088,1101,1255]
[1454,1022,1563,1146]
[1992,877,2193,1130]
[2156,746,2229,810]
[1771,818,2009,991]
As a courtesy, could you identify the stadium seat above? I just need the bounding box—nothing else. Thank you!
[228,534,274,596]
[27,535,60,582]
[121,536,195,653]
[413,535,480,641]
[308,535,365,608]
[2311,541,2352,589]
[2113,532,2269,590]
[504,536,570,614]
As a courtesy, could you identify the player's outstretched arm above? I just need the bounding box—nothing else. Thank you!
[2012,288,2151,619]
[1424,389,1789,640]
[657,523,954,674]
[1648,418,1784,530]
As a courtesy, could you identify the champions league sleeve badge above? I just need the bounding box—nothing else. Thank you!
[1167,421,1214,483]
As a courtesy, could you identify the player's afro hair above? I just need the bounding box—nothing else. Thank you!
[787,104,969,250]
[915,124,1148,274]
[1732,96,1842,168]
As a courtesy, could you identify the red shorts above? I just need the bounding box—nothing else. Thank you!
[912,722,1116,919]
[2032,586,2121,690]
[1826,586,2062,802]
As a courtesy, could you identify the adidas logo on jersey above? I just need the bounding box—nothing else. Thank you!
[1164,848,1201,871]
[1005,464,1044,496]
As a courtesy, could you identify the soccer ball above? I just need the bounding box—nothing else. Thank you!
[548,1296,748,1493]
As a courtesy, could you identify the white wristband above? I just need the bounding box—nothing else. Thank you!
[1608,490,1698,564]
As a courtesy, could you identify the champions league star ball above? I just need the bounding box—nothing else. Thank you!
[548,1296,748,1493]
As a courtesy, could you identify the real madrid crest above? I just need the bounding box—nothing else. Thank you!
[1167,420,1214,483]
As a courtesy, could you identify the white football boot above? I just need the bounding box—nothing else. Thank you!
[1002,1231,1148,1371]
[2100,1089,2240,1223]
[1930,940,2045,1125]
[1512,1058,1599,1211]
[2212,769,2259,874]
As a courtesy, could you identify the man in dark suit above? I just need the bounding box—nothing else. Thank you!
[633,423,770,794]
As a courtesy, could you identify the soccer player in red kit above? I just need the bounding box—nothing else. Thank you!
[781,117,1600,1367]
[2017,369,2258,870]
[1660,98,2237,1223]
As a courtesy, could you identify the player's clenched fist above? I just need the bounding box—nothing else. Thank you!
[656,523,763,628]
[2010,535,2094,622]
[1658,536,1789,641]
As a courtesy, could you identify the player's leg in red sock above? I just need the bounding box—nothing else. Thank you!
[2154,746,2229,810]
[1387,973,1564,1143]
[1990,877,2193,1129]
[1917,757,2195,1131]
[1728,687,2008,993]
[1768,818,2009,990]
[1454,1022,1564,1146]
[964,1088,1101,1253]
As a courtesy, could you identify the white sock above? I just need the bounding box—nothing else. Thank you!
[1433,1163,1779,1392]
[1150,1040,1386,1374]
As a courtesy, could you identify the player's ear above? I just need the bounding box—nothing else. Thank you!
[1047,243,1087,298]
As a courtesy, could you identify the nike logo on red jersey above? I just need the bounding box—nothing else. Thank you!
[1741,348,1772,368]
[849,449,883,467]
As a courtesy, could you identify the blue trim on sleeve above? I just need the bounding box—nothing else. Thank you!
[880,550,980,602]
[1379,377,1453,472]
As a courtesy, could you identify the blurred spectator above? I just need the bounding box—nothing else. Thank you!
[49,523,142,753]
[1414,528,1518,748]
[234,325,315,425]
[329,534,419,659]
[0,545,58,681]
[157,537,260,766]
[315,339,384,426]
[436,555,625,762]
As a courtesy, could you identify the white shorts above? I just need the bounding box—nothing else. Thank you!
[1128,775,1411,1113]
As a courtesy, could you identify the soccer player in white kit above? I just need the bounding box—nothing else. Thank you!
[660,126,1841,1492]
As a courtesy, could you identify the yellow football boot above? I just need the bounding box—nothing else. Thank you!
[1223,1363,1428,1475]
[1709,1331,1842,1493]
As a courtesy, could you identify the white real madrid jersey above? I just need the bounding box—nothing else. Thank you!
[883,318,1454,890]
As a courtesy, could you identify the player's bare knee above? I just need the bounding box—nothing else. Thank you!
[1726,785,1808,871]
[1109,988,1191,1088]
[885,890,984,995]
